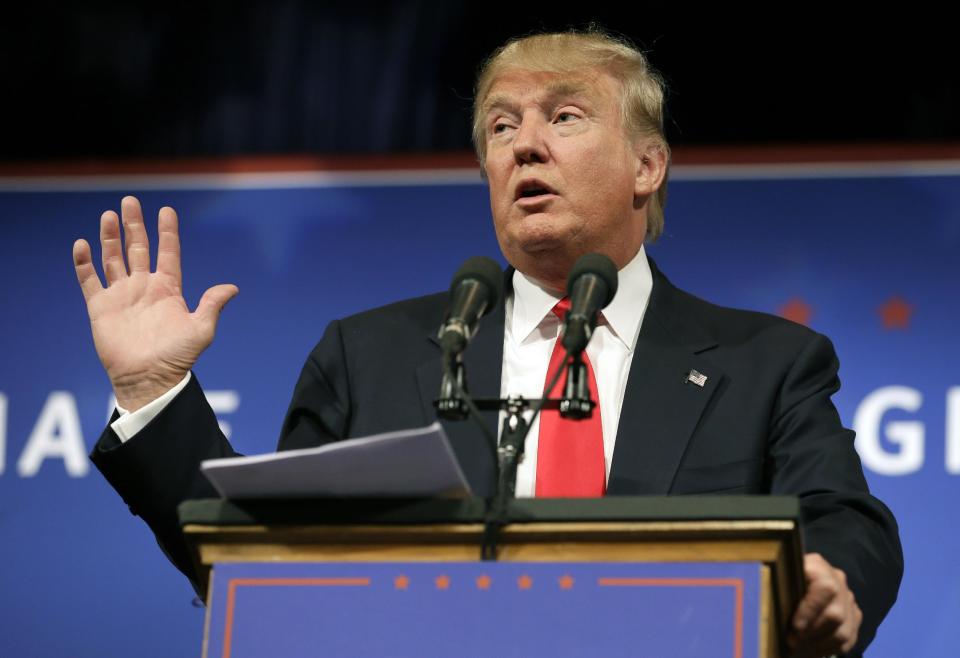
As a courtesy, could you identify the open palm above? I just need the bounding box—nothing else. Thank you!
[73,196,238,411]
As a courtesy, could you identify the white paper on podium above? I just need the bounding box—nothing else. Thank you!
[200,422,472,499]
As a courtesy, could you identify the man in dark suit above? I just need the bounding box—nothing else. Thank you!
[74,29,900,657]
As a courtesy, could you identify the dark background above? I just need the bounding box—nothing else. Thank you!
[3,1,957,161]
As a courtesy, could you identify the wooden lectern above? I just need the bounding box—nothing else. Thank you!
[180,496,804,658]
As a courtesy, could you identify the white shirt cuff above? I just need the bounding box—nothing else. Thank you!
[110,372,193,443]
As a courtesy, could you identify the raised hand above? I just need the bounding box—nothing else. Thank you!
[73,196,238,412]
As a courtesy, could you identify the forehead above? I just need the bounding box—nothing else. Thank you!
[481,68,620,114]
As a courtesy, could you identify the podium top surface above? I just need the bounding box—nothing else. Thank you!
[178,495,800,527]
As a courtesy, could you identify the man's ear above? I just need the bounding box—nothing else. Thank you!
[634,142,668,197]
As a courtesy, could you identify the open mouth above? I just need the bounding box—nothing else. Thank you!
[519,187,549,198]
[515,180,557,201]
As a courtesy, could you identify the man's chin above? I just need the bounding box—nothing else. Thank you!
[509,242,579,285]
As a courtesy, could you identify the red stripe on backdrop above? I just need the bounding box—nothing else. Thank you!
[1,142,959,176]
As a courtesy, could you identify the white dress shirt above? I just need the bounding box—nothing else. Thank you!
[112,247,654,498]
[503,245,652,497]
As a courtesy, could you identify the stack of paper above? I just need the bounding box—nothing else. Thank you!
[200,422,472,499]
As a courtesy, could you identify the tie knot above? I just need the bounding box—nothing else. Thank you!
[551,297,571,319]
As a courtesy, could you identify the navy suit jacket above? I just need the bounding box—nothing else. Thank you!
[91,259,902,655]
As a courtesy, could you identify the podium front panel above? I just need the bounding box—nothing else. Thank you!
[204,561,761,658]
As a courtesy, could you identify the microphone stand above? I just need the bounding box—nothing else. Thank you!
[436,351,595,561]
[436,351,470,420]
[560,353,593,419]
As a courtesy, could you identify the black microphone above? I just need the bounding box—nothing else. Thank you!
[439,256,504,355]
[561,253,619,355]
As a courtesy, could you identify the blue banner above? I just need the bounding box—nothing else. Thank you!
[0,162,957,656]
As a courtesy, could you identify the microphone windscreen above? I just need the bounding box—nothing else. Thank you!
[566,253,618,307]
[450,256,504,308]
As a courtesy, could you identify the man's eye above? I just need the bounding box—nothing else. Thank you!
[556,112,577,123]
[492,123,511,134]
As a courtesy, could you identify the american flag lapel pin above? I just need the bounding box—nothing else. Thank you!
[685,369,708,387]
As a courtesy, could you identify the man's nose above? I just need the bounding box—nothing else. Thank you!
[512,116,549,165]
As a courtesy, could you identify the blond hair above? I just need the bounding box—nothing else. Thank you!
[473,28,670,242]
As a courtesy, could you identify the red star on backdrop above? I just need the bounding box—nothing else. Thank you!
[434,575,450,590]
[878,296,914,330]
[777,298,812,326]
[517,575,533,590]
[476,575,491,590]
[394,575,409,590]
[558,574,574,590]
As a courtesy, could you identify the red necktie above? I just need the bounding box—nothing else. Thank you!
[535,298,606,497]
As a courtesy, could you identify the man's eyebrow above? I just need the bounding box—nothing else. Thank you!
[482,80,592,118]
[482,94,515,117]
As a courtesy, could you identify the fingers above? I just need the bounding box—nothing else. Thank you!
[156,206,182,287]
[121,195,151,273]
[803,586,861,654]
[99,210,127,284]
[792,553,833,632]
[73,239,104,301]
[789,553,861,656]
[194,284,240,333]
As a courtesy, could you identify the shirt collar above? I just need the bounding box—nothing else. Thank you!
[510,245,653,351]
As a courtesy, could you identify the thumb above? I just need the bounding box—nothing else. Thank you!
[194,284,239,331]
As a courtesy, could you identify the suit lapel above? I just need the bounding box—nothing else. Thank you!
[607,261,725,495]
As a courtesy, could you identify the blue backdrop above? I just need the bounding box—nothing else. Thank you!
[0,162,956,656]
